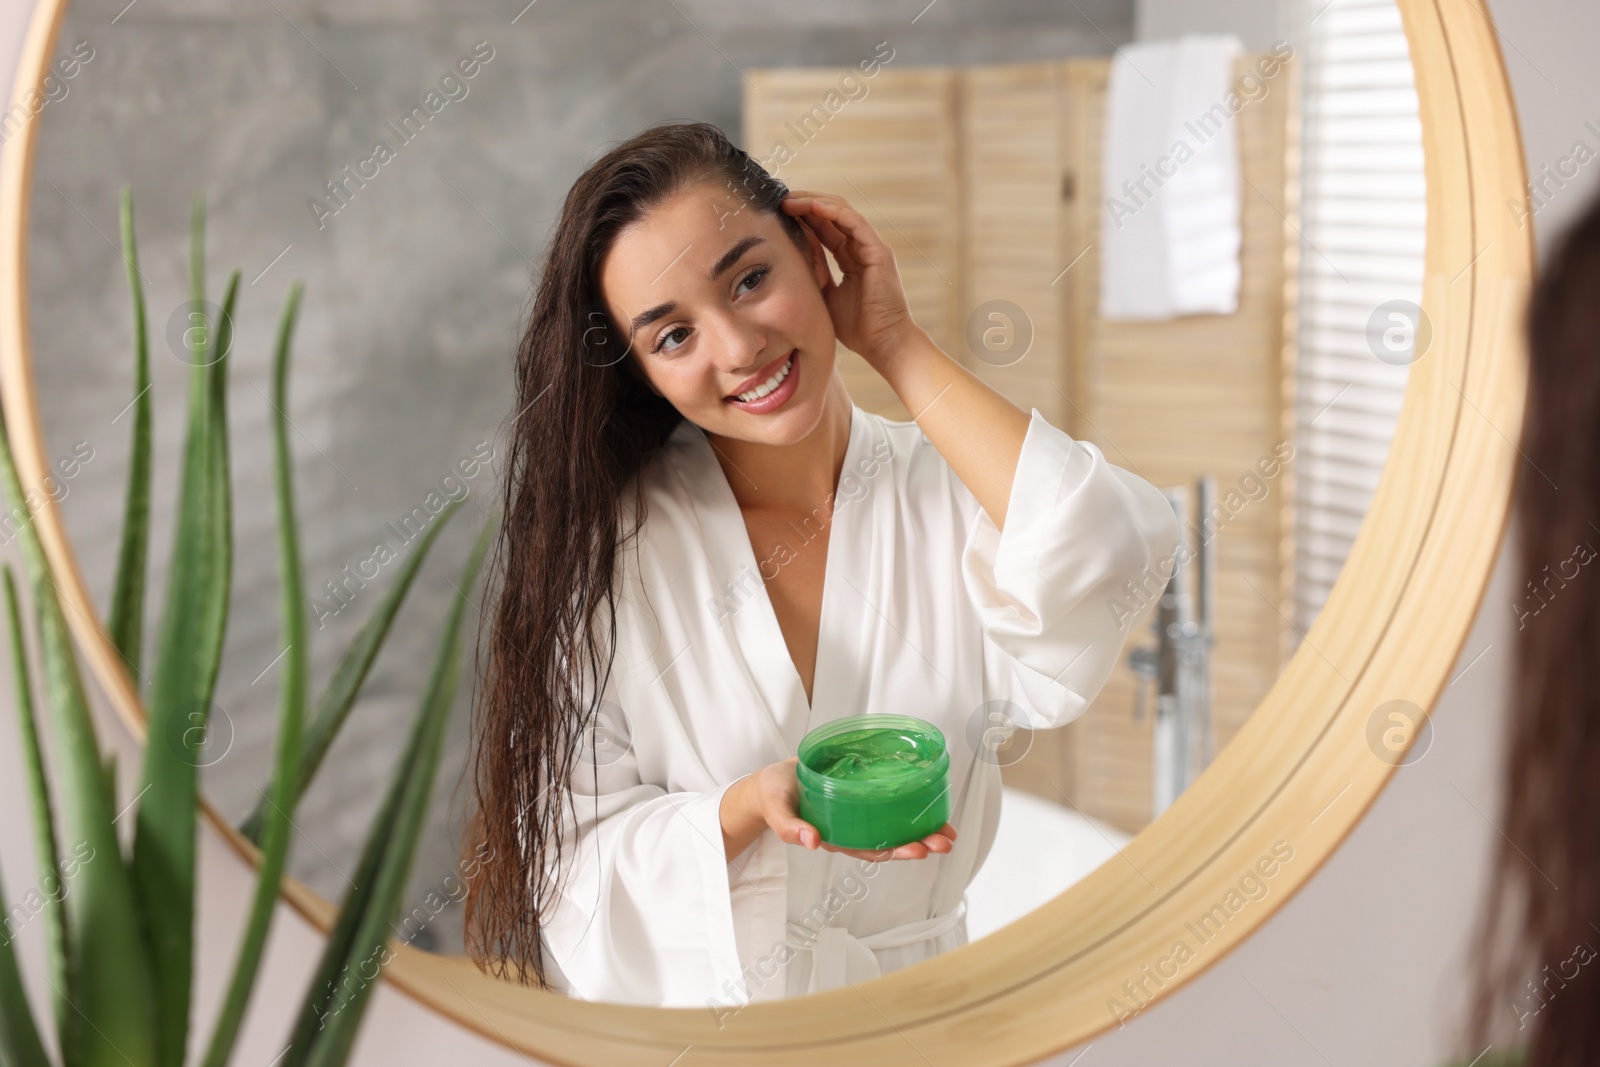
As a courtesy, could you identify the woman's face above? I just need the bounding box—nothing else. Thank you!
[599,178,839,446]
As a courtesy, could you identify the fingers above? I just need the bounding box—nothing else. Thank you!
[860,845,914,861]
[782,188,838,210]
[910,824,958,856]
[818,840,901,861]
[783,192,870,241]
[786,201,850,258]
[790,819,821,850]
[782,192,858,242]
[798,215,859,275]
[809,215,851,254]
[816,830,957,861]
[800,815,961,861]
[768,761,822,850]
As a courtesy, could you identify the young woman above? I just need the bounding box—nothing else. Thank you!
[460,121,1180,1008]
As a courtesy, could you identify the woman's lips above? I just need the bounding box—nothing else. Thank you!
[725,350,799,414]
[725,349,795,399]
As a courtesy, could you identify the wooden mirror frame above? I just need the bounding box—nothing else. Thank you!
[0,0,1530,1062]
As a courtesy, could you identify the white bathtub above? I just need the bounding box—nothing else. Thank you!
[964,786,1134,942]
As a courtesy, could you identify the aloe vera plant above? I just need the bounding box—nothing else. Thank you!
[0,187,497,1067]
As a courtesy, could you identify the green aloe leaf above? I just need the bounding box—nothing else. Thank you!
[204,265,237,707]
[0,369,157,1065]
[108,185,154,689]
[238,497,466,846]
[1,566,69,1058]
[0,859,52,1067]
[201,281,306,1067]
[130,194,234,1067]
[283,512,497,1067]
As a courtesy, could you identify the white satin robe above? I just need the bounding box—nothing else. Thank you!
[540,403,1180,1009]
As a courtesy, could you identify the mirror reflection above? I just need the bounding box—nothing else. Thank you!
[27,0,1426,1009]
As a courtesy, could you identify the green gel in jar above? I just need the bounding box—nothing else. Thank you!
[796,714,951,850]
[811,737,939,782]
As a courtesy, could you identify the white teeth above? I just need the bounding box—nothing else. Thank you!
[735,354,792,403]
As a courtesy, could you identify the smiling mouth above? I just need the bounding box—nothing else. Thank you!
[726,350,795,403]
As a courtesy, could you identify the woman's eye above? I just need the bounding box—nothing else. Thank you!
[737,265,770,295]
[653,325,690,355]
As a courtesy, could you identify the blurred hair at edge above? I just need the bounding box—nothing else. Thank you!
[1465,184,1600,1067]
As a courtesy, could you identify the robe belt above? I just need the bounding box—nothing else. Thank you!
[783,895,969,996]
[782,754,989,996]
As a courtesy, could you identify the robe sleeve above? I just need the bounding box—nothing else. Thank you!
[959,407,1182,730]
[540,676,750,1009]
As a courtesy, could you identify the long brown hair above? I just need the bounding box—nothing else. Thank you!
[458,121,808,987]
[1466,188,1600,1064]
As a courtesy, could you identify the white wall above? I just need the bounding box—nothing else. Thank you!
[2,1,1595,1064]
[1138,0,1288,50]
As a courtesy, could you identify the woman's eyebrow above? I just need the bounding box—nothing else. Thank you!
[626,234,769,336]
[706,234,766,283]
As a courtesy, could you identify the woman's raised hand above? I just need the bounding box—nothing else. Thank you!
[751,756,958,862]
[780,189,926,374]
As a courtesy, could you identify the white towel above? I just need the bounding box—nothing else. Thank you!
[1099,35,1245,321]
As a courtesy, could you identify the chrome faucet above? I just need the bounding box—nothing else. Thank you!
[1127,477,1216,818]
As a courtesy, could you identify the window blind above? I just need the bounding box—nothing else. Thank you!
[1290,0,1427,634]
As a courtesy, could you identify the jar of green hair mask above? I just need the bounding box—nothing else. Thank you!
[796,714,951,850]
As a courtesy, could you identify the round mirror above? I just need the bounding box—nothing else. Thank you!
[0,0,1529,1060]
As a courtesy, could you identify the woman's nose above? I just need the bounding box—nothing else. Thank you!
[706,315,768,375]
